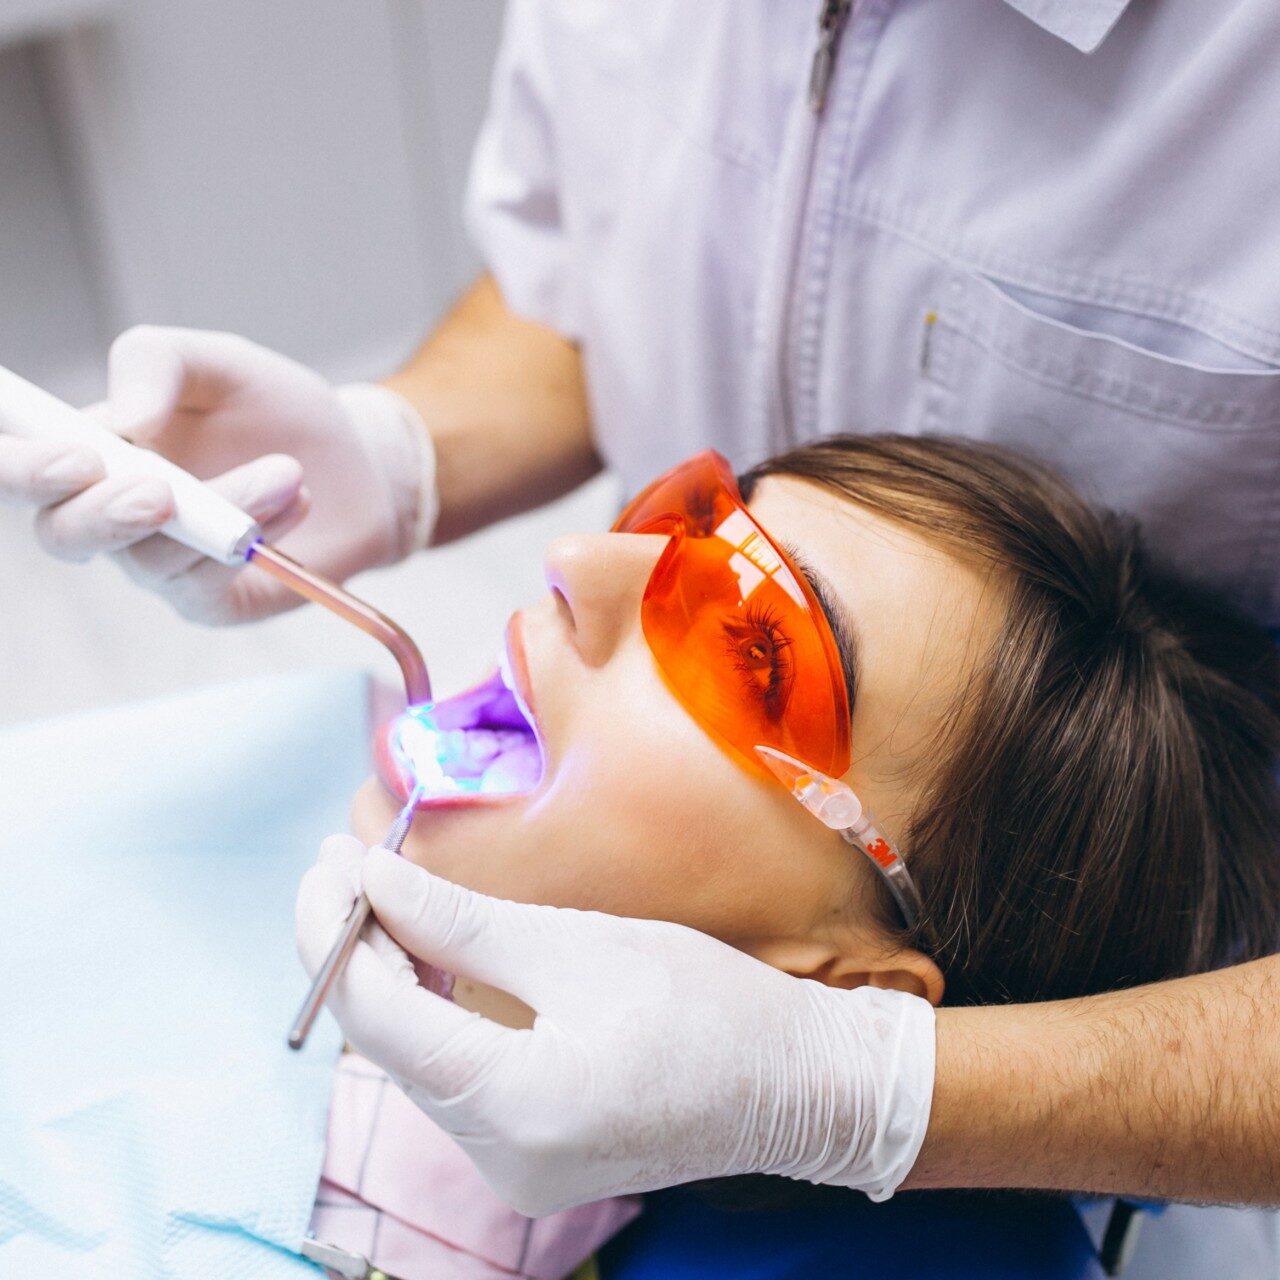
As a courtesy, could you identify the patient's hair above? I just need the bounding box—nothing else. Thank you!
[744,436,1280,1007]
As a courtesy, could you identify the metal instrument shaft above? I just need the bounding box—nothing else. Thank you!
[288,786,422,1051]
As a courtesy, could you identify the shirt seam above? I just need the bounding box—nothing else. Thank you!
[934,315,1280,431]
[829,186,1280,364]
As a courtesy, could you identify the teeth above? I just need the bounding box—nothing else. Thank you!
[479,742,543,794]
[446,728,530,776]
[388,657,544,801]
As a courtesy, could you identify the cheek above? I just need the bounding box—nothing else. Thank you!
[531,719,836,943]
[377,745,846,947]
[511,708,742,915]
[374,648,847,943]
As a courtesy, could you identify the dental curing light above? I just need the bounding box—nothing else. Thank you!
[0,363,430,707]
[374,655,544,809]
[247,542,430,706]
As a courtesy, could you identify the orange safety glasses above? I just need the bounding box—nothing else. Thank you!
[614,450,921,927]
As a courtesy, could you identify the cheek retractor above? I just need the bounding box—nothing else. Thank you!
[0,364,433,1048]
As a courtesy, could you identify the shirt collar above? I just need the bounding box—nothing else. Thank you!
[1000,0,1132,53]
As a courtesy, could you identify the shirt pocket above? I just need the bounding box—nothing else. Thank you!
[920,273,1280,623]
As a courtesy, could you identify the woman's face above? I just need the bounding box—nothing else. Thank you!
[352,475,1006,996]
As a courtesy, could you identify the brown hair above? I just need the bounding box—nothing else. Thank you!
[744,435,1280,1007]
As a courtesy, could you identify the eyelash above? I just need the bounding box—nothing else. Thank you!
[722,602,794,717]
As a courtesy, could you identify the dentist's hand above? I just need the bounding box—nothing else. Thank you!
[0,327,437,623]
[296,837,936,1218]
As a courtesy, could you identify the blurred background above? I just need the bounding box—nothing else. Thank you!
[0,0,615,726]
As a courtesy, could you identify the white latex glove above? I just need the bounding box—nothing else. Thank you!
[296,836,936,1218]
[0,326,437,623]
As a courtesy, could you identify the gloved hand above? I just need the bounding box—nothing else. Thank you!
[296,837,936,1218]
[0,326,438,623]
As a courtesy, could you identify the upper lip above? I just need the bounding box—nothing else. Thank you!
[503,610,541,742]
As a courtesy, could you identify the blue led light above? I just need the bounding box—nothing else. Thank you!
[391,704,471,795]
[390,702,529,797]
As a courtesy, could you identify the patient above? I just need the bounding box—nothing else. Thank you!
[359,434,1279,1008]
[327,435,1280,1276]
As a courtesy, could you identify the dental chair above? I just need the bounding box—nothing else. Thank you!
[596,1181,1108,1280]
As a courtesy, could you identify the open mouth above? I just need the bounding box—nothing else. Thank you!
[374,658,545,810]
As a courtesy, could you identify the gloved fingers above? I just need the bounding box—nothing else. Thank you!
[80,399,113,429]
[214,452,306,524]
[297,835,419,980]
[157,489,312,624]
[362,848,562,1009]
[363,848,705,1023]
[116,453,305,587]
[33,474,174,562]
[363,916,418,984]
[297,837,511,1087]
[296,834,369,974]
[298,837,455,998]
[0,438,104,506]
[318,829,364,876]
[104,325,292,438]
[330,929,516,1098]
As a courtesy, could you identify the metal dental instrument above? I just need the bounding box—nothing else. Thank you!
[0,363,432,708]
[288,783,424,1051]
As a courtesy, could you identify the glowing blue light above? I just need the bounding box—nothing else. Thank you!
[390,702,529,797]
[392,705,475,796]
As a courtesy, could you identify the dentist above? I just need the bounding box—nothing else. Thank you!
[3,0,1278,1232]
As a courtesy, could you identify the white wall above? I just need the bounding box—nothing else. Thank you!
[0,39,104,402]
[8,0,507,393]
[0,0,616,727]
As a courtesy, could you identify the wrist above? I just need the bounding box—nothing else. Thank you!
[337,383,439,563]
[915,964,1280,1203]
[776,983,935,1201]
[906,998,1088,1191]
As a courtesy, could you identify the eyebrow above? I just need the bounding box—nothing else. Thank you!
[780,540,861,715]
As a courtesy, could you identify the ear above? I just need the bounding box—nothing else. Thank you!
[751,937,945,1007]
[859,951,945,1006]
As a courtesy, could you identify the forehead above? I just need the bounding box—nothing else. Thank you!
[748,474,1008,780]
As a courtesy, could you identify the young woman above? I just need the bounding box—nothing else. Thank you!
[310,434,1279,1278]
[361,435,1279,1013]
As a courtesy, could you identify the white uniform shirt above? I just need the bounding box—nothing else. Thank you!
[466,0,1280,626]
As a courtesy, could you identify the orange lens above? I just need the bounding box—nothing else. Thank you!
[614,451,851,779]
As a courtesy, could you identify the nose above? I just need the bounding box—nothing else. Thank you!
[543,532,667,667]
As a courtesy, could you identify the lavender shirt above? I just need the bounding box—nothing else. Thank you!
[467,0,1280,624]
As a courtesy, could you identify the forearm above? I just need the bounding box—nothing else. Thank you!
[906,955,1280,1205]
[384,272,600,544]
